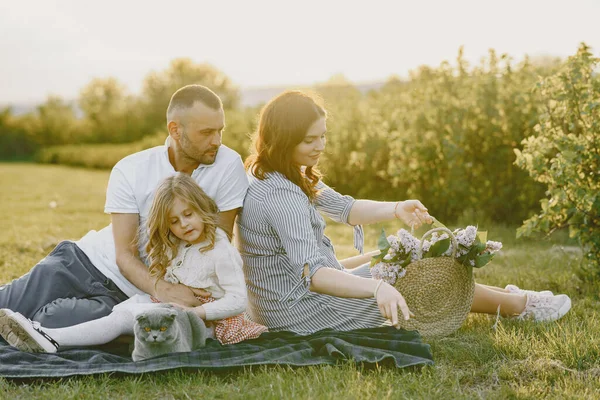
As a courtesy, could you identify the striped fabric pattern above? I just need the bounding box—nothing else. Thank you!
[237,172,387,335]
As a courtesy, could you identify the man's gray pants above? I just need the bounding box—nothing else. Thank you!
[0,241,128,328]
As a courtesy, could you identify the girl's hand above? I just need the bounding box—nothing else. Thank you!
[375,282,412,328]
[395,200,433,229]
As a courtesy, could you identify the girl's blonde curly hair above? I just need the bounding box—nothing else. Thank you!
[144,173,220,281]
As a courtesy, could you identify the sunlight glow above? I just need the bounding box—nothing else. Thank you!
[0,0,598,103]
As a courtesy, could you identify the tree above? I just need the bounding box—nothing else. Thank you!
[79,78,127,123]
[0,107,37,158]
[515,43,600,270]
[33,96,79,145]
[78,78,142,143]
[140,59,239,135]
[314,73,361,105]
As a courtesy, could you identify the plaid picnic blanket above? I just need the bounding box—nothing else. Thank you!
[0,327,433,378]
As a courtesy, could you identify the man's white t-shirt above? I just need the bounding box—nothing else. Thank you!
[75,141,248,297]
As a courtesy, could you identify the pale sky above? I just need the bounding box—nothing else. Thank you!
[0,0,599,104]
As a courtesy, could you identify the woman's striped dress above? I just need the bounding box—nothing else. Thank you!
[236,172,386,335]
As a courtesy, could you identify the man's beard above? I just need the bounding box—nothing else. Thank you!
[182,148,217,165]
[200,151,218,164]
[180,130,218,165]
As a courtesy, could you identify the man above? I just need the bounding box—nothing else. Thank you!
[0,85,248,328]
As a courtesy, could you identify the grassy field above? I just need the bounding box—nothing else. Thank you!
[0,163,598,399]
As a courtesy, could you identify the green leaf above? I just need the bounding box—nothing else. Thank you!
[474,242,486,254]
[429,238,450,257]
[401,252,413,266]
[370,252,386,267]
[476,230,487,243]
[463,241,486,263]
[377,228,390,251]
[568,212,584,225]
[474,253,495,268]
[568,225,580,239]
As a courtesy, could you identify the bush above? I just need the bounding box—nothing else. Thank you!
[34,111,256,170]
[0,108,38,159]
[139,59,240,137]
[17,49,578,226]
[514,43,600,269]
[321,49,552,224]
[35,132,166,169]
[78,78,146,143]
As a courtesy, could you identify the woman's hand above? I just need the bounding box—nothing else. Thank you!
[394,200,433,229]
[375,282,412,328]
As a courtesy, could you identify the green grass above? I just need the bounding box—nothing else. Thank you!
[1,163,599,399]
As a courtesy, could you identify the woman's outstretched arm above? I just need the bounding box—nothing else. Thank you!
[347,200,433,227]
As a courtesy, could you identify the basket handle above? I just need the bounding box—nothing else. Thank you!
[418,227,457,258]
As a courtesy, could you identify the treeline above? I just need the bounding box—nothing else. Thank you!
[0,59,240,159]
[1,46,597,248]
[318,49,563,224]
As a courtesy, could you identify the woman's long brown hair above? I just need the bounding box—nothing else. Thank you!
[245,90,326,201]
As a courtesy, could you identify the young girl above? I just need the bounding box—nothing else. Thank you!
[0,173,267,353]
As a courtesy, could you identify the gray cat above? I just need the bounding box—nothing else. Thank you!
[131,305,208,362]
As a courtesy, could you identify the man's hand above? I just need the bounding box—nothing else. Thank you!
[153,280,210,307]
[112,213,211,305]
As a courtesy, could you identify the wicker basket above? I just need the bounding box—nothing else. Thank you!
[394,227,475,338]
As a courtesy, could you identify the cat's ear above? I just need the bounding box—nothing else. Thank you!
[136,314,147,322]
[167,310,178,320]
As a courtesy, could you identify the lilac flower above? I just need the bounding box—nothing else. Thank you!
[456,226,477,248]
[484,240,503,254]
[371,263,404,285]
[396,229,420,256]
[421,239,433,255]
[370,263,384,280]
[372,225,502,275]
[397,268,407,279]
[387,235,400,252]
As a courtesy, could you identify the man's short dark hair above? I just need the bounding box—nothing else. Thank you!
[167,85,223,121]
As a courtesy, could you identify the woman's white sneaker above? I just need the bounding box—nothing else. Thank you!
[505,284,553,297]
[517,293,572,322]
[0,309,59,353]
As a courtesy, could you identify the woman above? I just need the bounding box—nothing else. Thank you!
[236,90,571,335]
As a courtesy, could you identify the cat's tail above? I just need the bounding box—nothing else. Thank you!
[185,311,208,349]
